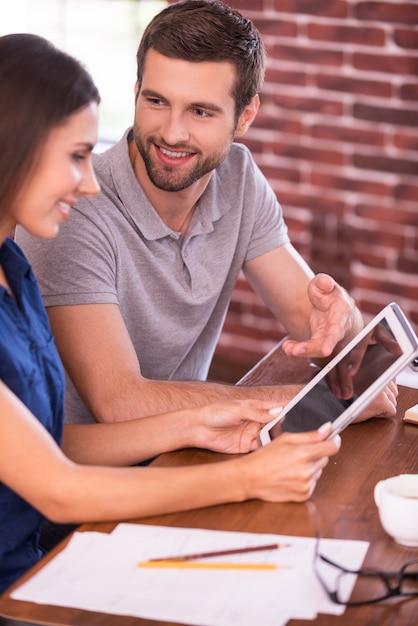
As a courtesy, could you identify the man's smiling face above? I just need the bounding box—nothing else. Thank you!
[132,49,240,193]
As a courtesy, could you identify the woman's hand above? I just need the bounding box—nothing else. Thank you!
[239,423,341,502]
[192,399,280,454]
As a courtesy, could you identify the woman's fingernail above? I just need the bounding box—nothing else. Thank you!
[318,421,332,433]
[269,406,283,416]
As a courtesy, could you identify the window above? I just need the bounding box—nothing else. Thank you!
[0,0,167,148]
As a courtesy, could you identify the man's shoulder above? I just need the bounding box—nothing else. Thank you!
[213,141,266,198]
[218,141,258,177]
[227,141,253,162]
[91,128,132,184]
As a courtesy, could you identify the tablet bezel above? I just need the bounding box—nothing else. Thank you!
[259,302,418,445]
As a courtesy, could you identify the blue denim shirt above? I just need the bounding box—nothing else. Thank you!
[0,238,64,593]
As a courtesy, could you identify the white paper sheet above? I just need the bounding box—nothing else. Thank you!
[11,524,369,626]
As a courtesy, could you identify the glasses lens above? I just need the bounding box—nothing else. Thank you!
[400,562,418,595]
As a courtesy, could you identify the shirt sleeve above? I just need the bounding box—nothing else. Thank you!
[15,204,120,307]
[223,142,289,263]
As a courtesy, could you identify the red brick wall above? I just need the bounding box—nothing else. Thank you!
[212,0,418,378]
[173,1,418,378]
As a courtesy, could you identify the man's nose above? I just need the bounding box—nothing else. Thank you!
[161,111,189,146]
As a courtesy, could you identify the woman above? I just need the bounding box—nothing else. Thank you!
[0,33,340,594]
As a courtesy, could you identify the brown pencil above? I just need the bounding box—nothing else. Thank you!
[147,542,289,563]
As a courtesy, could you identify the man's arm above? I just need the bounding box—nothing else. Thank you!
[0,381,342,519]
[244,242,364,355]
[244,242,315,341]
[243,243,400,422]
[47,303,301,423]
[48,241,396,426]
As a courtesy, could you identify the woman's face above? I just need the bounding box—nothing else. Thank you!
[12,101,99,239]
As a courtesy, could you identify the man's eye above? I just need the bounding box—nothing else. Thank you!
[194,109,210,118]
[148,97,164,106]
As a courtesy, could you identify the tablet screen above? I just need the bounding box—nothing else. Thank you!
[270,321,401,438]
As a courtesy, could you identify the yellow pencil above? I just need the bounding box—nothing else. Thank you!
[138,561,283,570]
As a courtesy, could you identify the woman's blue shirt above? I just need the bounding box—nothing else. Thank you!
[0,238,64,593]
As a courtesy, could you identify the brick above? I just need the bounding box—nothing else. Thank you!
[353,274,418,300]
[409,310,418,326]
[222,318,284,342]
[230,0,264,11]
[350,245,390,270]
[311,242,351,264]
[400,83,418,102]
[393,28,418,50]
[357,2,418,24]
[312,122,385,146]
[355,203,418,227]
[212,342,266,370]
[264,67,307,87]
[203,0,418,369]
[270,43,343,67]
[354,103,418,127]
[280,190,347,215]
[354,153,418,177]
[253,18,297,37]
[398,255,418,275]
[310,171,390,196]
[316,73,392,98]
[356,296,415,322]
[307,22,385,45]
[273,140,345,165]
[228,299,277,321]
[394,183,418,202]
[351,227,405,250]
[273,93,344,115]
[394,130,418,152]
[273,0,348,18]
[250,111,304,134]
[353,52,418,76]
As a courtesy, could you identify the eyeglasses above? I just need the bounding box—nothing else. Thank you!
[313,533,418,605]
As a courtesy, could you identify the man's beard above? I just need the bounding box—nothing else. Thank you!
[134,134,231,192]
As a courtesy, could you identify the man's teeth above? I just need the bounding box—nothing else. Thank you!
[160,147,190,158]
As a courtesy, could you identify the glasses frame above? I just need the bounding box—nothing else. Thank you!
[313,533,418,606]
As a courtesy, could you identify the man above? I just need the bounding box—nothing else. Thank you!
[17,0,396,429]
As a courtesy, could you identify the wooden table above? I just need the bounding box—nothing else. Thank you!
[1,344,417,626]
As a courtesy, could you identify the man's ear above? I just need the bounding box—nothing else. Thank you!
[134,80,139,102]
[234,94,260,137]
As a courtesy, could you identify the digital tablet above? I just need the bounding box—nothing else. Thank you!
[259,302,418,445]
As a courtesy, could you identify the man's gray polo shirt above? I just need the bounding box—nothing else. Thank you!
[16,128,289,424]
